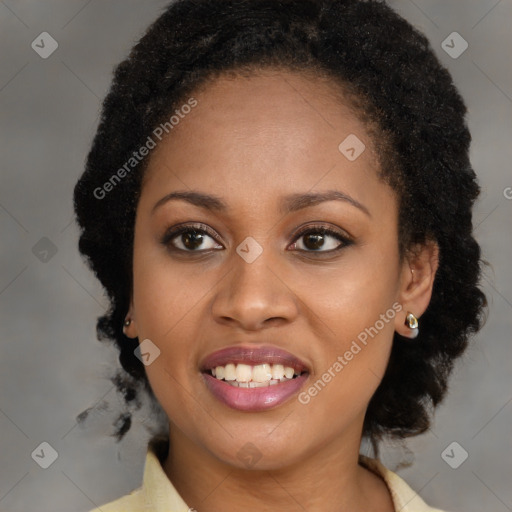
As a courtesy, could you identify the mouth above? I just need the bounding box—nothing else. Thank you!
[199,345,310,411]
[202,363,307,387]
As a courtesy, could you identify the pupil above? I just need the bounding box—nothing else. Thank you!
[304,233,324,250]
[183,231,203,250]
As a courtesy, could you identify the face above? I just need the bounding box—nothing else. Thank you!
[126,69,417,470]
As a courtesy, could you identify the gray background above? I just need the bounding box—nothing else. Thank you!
[0,1,511,511]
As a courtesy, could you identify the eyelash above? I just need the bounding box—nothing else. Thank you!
[160,222,353,256]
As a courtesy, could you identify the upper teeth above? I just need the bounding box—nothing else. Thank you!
[211,363,299,383]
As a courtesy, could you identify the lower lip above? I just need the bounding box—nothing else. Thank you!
[202,372,309,412]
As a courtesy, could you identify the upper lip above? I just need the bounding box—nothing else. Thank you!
[200,345,310,374]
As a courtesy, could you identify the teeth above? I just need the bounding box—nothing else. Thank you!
[249,381,268,388]
[224,363,236,381]
[253,363,272,382]
[284,366,294,379]
[272,364,284,380]
[209,363,303,385]
[225,378,285,388]
[235,363,252,382]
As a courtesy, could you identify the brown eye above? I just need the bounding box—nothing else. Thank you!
[178,230,207,251]
[291,226,352,253]
[161,224,223,252]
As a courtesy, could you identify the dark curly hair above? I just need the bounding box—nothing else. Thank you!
[73,0,487,447]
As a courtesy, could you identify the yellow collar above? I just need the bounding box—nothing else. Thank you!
[90,438,446,512]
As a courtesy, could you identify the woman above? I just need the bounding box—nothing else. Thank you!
[73,0,487,510]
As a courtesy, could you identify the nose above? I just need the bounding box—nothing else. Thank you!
[210,243,299,331]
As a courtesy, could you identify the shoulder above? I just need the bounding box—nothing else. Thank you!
[88,436,191,512]
[359,454,451,512]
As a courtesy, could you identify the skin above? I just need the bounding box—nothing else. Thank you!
[124,69,439,512]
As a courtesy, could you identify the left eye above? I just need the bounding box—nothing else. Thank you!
[290,227,351,253]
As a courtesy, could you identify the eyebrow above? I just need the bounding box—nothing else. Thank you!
[151,189,371,217]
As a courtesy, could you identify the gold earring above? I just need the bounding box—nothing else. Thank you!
[404,312,419,339]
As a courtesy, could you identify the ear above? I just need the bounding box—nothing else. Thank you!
[123,298,139,339]
[394,239,439,338]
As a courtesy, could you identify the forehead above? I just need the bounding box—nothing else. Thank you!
[141,69,391,216]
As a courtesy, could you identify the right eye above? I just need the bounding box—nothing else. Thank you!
[161,223,224,253]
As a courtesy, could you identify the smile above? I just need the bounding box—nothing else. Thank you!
[200,345,310,411]
[202,371,309,411]
[207,362,303,387]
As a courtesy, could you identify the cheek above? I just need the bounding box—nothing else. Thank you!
[134,272,198,338]
[300,246,401,339]
[298,286,397,435]
[132,233,210,339]
[130,232,204,381]
[131,249,210,429]
[132,266,209,412]
[298,242,400,407]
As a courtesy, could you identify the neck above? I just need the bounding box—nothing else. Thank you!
[162,423,394,512]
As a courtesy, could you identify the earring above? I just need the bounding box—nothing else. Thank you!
[404,312,419,339]
[123,318,132,334]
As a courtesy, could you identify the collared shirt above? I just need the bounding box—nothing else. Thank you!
[89,439,447,512]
